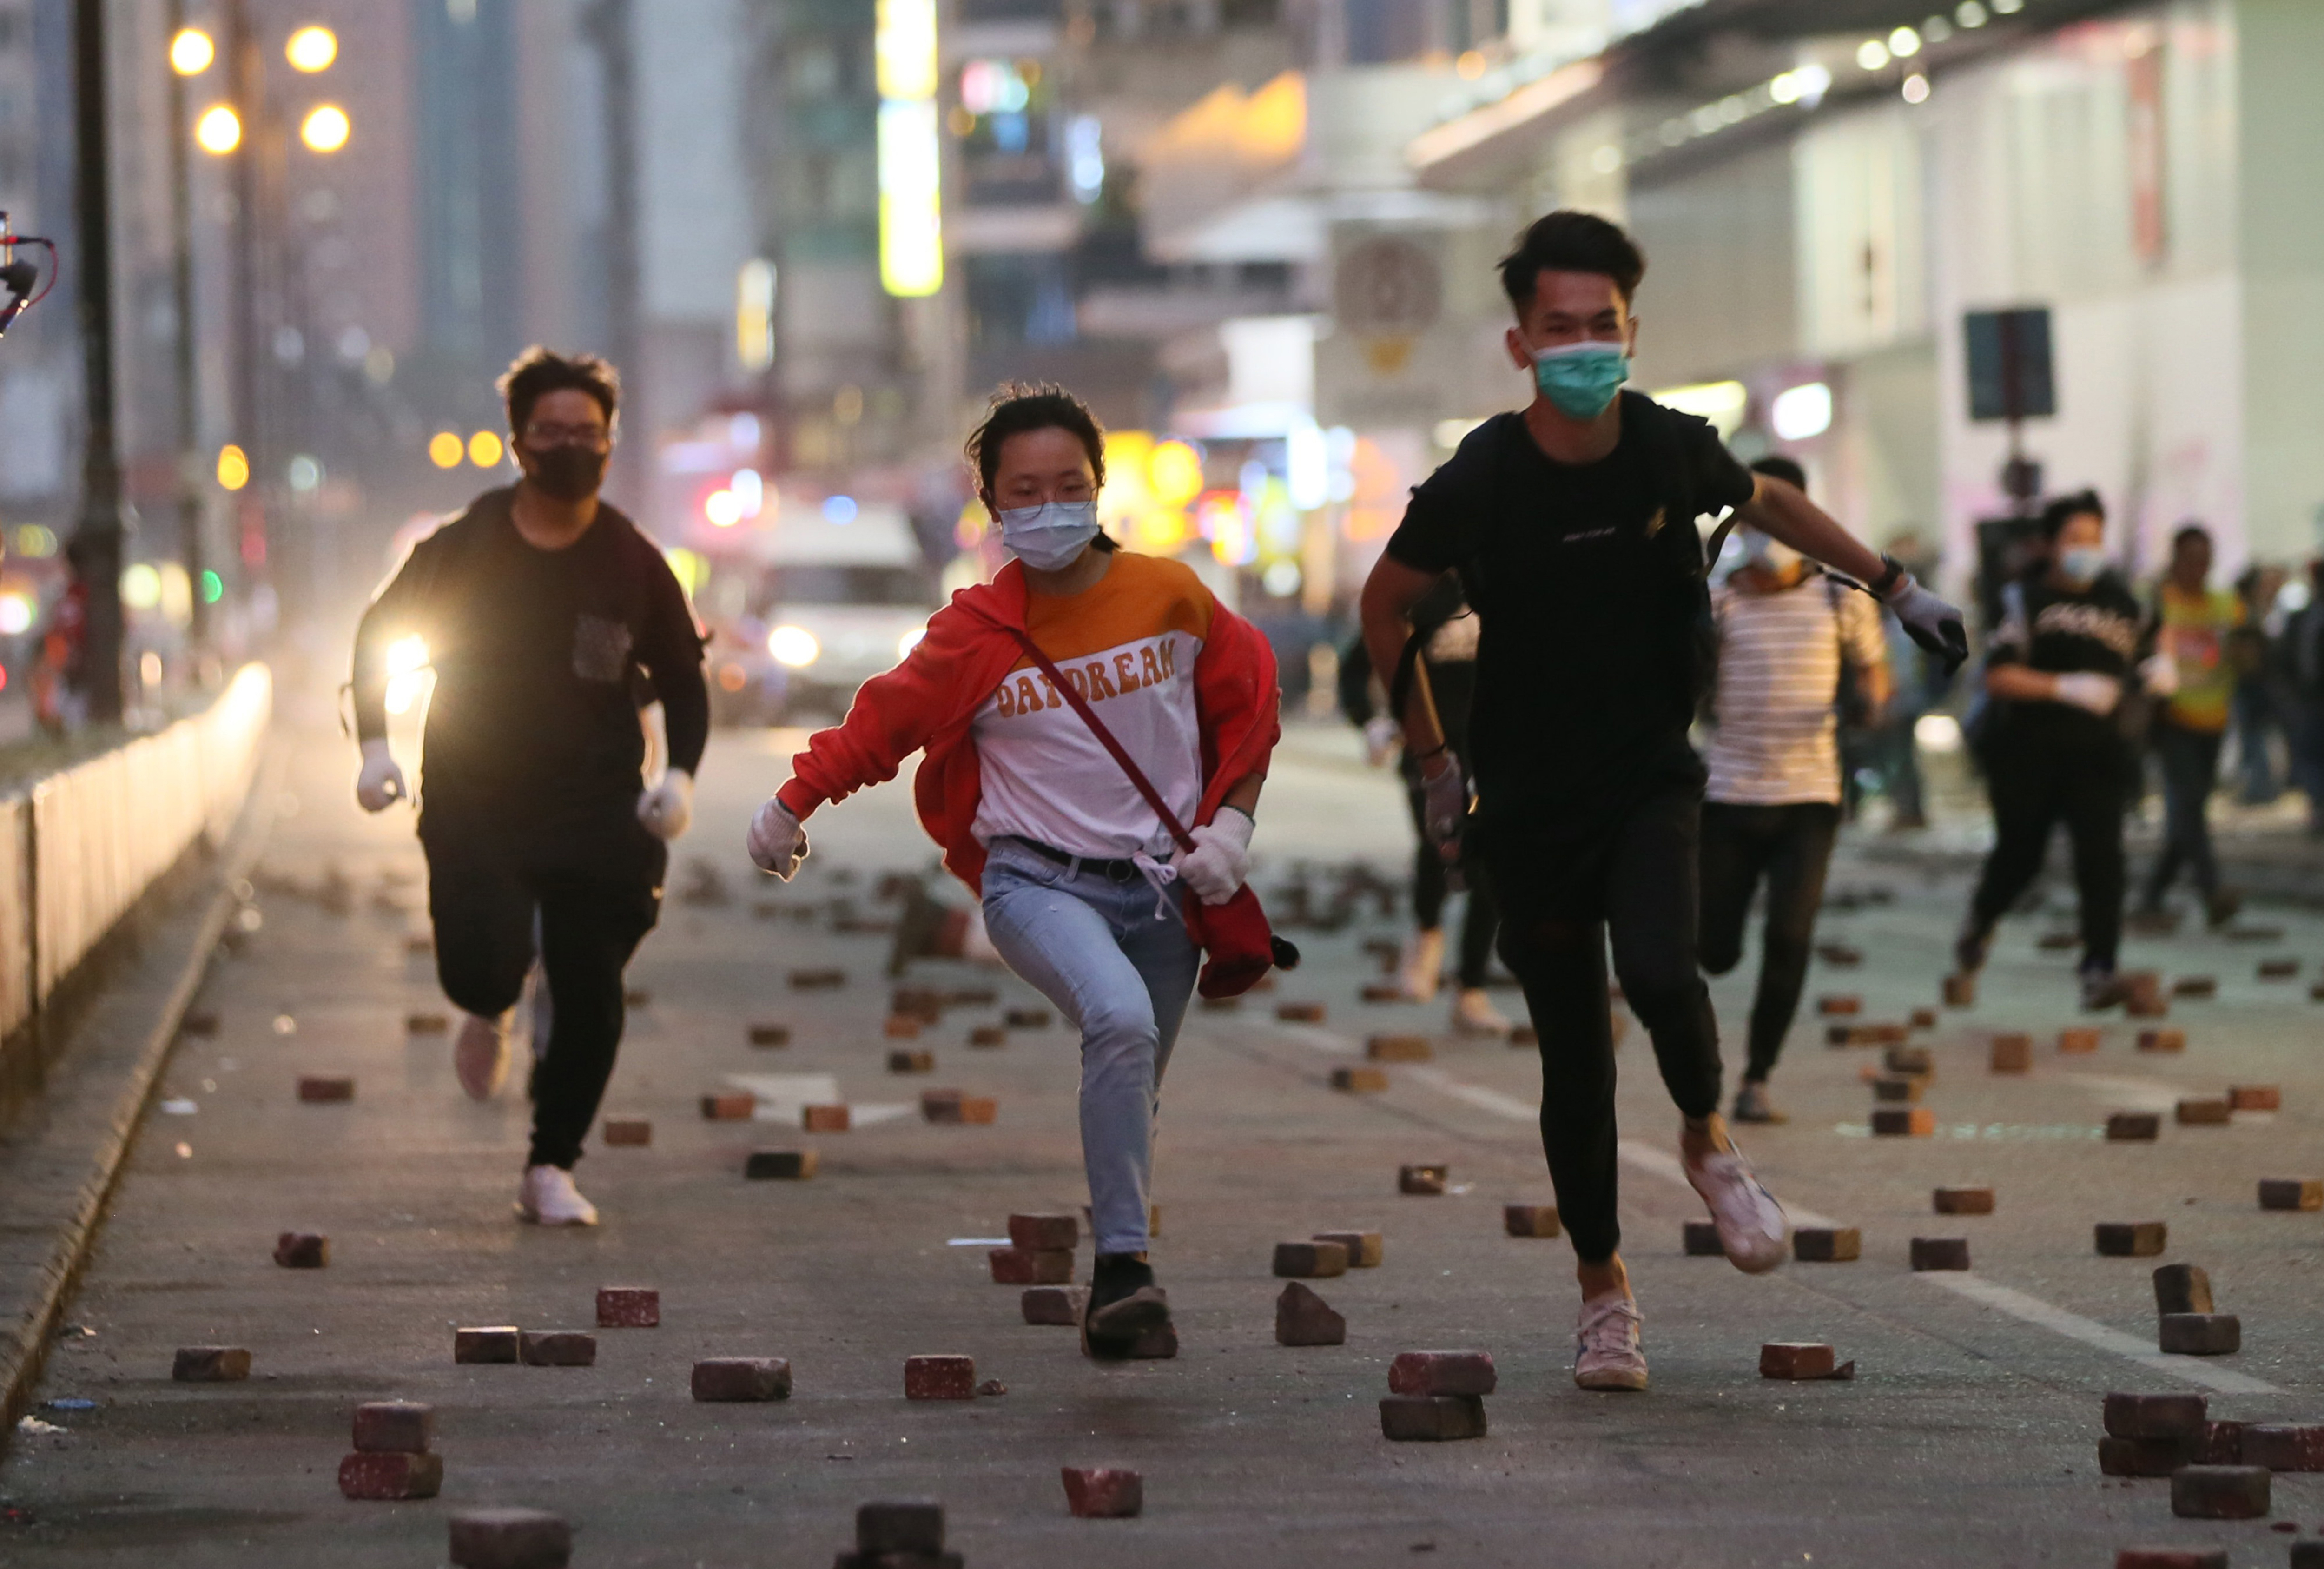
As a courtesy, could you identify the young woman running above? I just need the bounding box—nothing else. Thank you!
[745,384,1281,1353]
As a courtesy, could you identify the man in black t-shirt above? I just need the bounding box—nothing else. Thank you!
[350,348,707,1227]
[1359,211,1965,1394]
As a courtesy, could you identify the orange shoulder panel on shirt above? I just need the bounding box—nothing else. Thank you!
[1016,551,1214,666]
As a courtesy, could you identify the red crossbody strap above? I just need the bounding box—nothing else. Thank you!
[1002,626,1198,854]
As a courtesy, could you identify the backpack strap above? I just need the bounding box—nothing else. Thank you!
[999,624,1198,855]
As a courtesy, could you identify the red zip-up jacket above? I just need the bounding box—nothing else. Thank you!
[774,555,1281,891]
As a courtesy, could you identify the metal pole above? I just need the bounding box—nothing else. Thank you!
[166,0,208,663]
[586,0,644,509]
[224,0,264,591]
[70,0,124,726]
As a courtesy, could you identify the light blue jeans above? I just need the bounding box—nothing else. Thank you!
[979,837,1198,1256]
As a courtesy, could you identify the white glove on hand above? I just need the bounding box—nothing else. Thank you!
[1882,573,1970,674]
[355,738,407,813]
[2053,671,2124,715]
[747,795,809,880]
[1419,751,1468,860]
[2139,652,2181,697]
[637,769,694,841]
[1171,808,1254,906]
[1362,716,1400,768]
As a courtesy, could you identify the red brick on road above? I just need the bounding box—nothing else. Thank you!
[1005,1213,1079,1251]
[1061,1466,1143,1518]
[595,1287,660,1327]
[904,1355,977,1400]
[449,1507,572,1569]
[2104,1392,2208,1437]
[350,1400,434,1453]
[1313,1228,1383,1265]
[1379,1394,1488,1441]
[517,1331,596,1367]
[171,1347,251,1382]
[337,1450,442,1501]
[1387,1350,1496,1397]
[2169,1464,2270,1518]
[272,1231,329,1267]
[1275,1281,1346,1346]
[455,1326,521,1364]
[691,1357,792,1402]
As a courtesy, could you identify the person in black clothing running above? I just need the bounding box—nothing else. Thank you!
[350,347,708,1227]
[1359,211,1965,1393]
[1337,579,1508,1033]
[1952,491,2143,1009]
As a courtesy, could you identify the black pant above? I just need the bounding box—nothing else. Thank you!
[1404,779,1499,988]
[423,817,664,1169]
[1697,801,1841,1085]
[1479,782,1723,1266]
[2141,720,2224,905]
[1968,737,2125,972]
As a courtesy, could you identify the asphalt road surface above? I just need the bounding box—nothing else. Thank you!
[3,717,2320,1567]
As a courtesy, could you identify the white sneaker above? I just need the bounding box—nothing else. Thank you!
[1397,929,1446,1001]
[516,1164,599,1226]
[1683,1127,1789,1274]
[454,1009,513,1100]
[1450,987,1511,1035]
[1574,1292,1648,1391]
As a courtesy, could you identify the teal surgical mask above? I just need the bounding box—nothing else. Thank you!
[1532,338,1630,420]
[2057,545,2107,586]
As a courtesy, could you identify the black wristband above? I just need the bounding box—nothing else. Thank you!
[1869,554,1907,598]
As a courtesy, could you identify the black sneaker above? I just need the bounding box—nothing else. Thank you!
[1731,1080,1785,1124]
[2078,964,2128,1012]
[1952,920,1991,976]
[1082,1253,1169,1357]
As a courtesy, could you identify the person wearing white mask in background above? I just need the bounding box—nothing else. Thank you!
[1952,491,2147,1009]
[745,384,1282,1357]
[1698,456,1893,1125]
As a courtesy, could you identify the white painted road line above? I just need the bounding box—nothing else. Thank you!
[1918,1272,2283,1396]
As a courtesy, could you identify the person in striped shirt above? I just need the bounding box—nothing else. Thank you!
[1698,457,1891,1124]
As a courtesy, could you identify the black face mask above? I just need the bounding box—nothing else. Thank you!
[523,445,607,503]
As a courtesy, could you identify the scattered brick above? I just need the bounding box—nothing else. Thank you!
[406,1012,448,1034]
[448,1507,571,1569]
[1990,1033,2033,1073]
[747,1024,791,1047]
[273,1232,328,1268]
[1817,995,1862,1016]
[1793,1226,1860,1263]
[1005,1007,1051,1028]
[2196,1421,2243,1464]
[1388,1350,1497,1397]
[454,1327,520,1364]
[1884,1044,1933,1077]
[1333,1066,1389,1093]
[2228,1085,2280,1111]
[297,1075,355,1103]
[856,1500,947,1556]
[2239,1424,2324,1472]
[1910,1238,1969,1271]
[1816,943,1863,967]
[1275,1281,1346,1346]
[2258,1177,2323,1211]
[691,1357,791,1402]
[1379,1393,1487,1441]
[352,1401,434,1454]
[744,1149,816,1180]
[1504,1205,1561,1238]
[1008,1213,1079,1251]
[886,1049,934,1074]
[2172,975,2218,998]
[596,1287,659,1328]
[904,1355,976,1400]
[883,1016,923,1040]
[2155,1263,2218,1316]
[2059,1026,2100,1054]
[958,1096,998,1124]
[1061,1466,1142,1519]
[1399,1164,1448,1196]
[1366,1033,1433,1062]
[601,1118,651,1146]
[1871,1076,1922,1103]
[2170,1464,2270,1519]
[1684,1219,1725,1256]
[2258,958,2301,980]
[2106,1112,2161,1141]
[1910,1007,1939,1029]
[2137,1028,2186,1053]
[1021,1286,1087,1325]
[1360,983,1403,1003]
[1277,1001,1327,1023]
[2112,1546,2224,1568]
[517,1331,596,1367]
[921,1088,963,1120]
[802,1105,852,1132]
[2104,1392,2208,1438]
[1273,1239,1349,1278]
[2159,1314,2241,1356]
[1943,972,1976,1007]
[1872,1106,1935,1137]
[700,1093,755,1121]
[1758,1343,1837,1380]
[2099,1436,2194,1476]
[968,1025,1007,1046]
[1934,1186,1995,1215]
[789,967,846,989]
[891,987,945,1021]
[2176,1098,2230,1125]
[1313,1229,1383,1267]
[2094,1221,2167,1258]
[338,1450,442,1501]
[172,1347,250,1382]
[988,1247,1074,1285]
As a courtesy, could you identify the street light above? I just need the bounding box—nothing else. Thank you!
[284,25,337,72]
[299,103,349,153]
[169,26,214,75]
[195,103,242,154]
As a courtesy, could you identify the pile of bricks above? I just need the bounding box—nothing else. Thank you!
[337,1400,441,1500]
[991,1213,1077,1284]
[1872,1044,1935,1136]
[1380,1350,1493,1441]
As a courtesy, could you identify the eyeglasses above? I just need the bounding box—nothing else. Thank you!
[523,422,612,450]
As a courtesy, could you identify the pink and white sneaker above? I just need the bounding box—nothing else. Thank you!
[1684,1127,1789,1274]
[1574,1291,1648,1391]
[454,1008,513,1101]
[516,1164,598,1227]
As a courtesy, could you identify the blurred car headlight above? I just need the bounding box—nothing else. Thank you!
[897,628,927,661]
[767,625,821,668]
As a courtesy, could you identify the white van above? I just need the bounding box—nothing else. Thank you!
[740,498,937,723]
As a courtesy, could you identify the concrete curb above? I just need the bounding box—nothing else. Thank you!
[0,748,280,1446]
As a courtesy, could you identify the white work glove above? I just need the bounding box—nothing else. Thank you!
[1362,716,1400,767]
[355,737,407,813]
[637,769,694,841]
[747,795,809,880]
[2053,671,2123,715]
[1881,572,1969,674]
[1419,750,1468,861]
[2139,652,2180,697]
[1170,807,1253,906]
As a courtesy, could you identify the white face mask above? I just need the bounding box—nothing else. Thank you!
[1741,530,1801,575]
[997,499,1100,572]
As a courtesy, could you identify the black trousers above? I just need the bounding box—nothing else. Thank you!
[423,816,665,1169]
[1404,778,1499,988]
[1479,781,1723,1266]
[1697,801,1841,1085]
[1969,736,2125,972]
[2141,720,2224,906]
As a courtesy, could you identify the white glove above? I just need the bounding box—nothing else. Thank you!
[355,738,407,813]
[2139,652,2180,697]
[1419,750,1467,859]
[637,769,694,841]
[1362,716,1400,767]
[1171,808,1253,906]
[1881,572,1969,673]
[2053,671,2123,715]
[747,795,809,880]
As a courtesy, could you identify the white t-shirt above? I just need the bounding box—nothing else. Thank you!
[1705,575,1887,807]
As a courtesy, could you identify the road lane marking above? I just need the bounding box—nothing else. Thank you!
[1917,1273,2283,1395]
